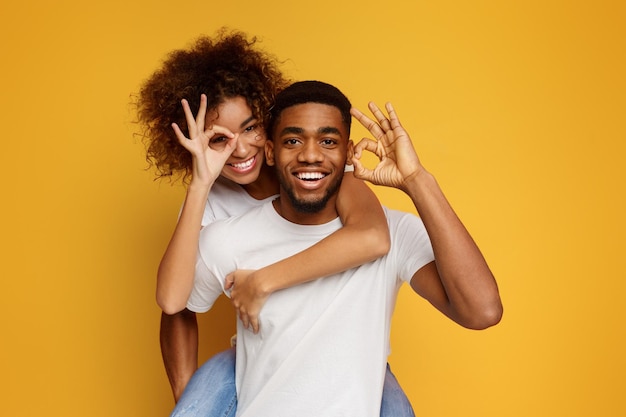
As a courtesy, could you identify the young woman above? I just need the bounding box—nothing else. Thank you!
[136,30,412,417]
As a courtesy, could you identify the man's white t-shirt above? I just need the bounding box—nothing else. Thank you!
[187,201,435,417]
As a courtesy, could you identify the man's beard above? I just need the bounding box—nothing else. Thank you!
[277,170,343,214]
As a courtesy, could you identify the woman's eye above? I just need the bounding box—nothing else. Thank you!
[211,136,227,144]
[209,136,228,150]
[244,125,256,133]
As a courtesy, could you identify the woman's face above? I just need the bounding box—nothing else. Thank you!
[206,96,267,185]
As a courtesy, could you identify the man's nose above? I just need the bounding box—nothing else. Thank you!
[297,141,323,163]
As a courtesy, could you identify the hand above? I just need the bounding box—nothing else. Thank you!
[171,94,237,186]
[224,270,270,334]
[350,102,425,191]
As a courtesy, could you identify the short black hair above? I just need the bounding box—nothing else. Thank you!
[268,80,352,136]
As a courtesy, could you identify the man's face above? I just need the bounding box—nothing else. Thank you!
[266,102,351,216]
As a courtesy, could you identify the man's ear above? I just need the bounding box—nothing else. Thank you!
[265,140,275,166]
[346,140,355,166]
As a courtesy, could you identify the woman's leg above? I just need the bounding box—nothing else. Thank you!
[170,348,237,417]
[380,363,415,417]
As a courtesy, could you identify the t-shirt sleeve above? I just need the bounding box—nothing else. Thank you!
[186,255,224,313]
[201,201,217,227]
[176,197,216,228]
[389,210,435,282]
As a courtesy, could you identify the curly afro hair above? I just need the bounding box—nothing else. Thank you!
[135,29,290,182]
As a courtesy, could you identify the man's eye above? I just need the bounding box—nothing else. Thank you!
[321,139,337,146]
[284,138,300,145]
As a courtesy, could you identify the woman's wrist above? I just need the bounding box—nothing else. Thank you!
[252,267,277,296]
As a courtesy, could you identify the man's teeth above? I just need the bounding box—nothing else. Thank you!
[231,158,254,169]
[296,172,326,180]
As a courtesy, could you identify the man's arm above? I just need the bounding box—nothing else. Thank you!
[160,310,199,402]
[405,171,501,329]
[351,102,503,329]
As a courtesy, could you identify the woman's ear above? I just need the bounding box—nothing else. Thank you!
[265,140,275,166]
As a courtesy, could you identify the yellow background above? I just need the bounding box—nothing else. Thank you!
[1,1,624,416]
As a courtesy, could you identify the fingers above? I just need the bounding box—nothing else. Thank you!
[195,94,207,131]
[179,95,208,138]
[249,315,260,334]
[180,99,197,137]
[384,102,403,130]
[351,156,368,180]
[207,125,237,156]
[231,296,250,330]
[351,107,385,141]
[235,306,259,334]
[368,102,392,132]
[171,123,189,146]
[207,124,235,139]
[229,280,253,332]
[236,306,259,334]
[352,137,380,158]
[351,102,397,144]
[351,138,380,182]
[239,308,250,330]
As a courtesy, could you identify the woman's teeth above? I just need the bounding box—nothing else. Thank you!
[230,157,254,170]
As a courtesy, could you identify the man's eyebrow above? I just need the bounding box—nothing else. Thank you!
[278,126,304,135]
[318,126,341,135]
[240,115,256,128]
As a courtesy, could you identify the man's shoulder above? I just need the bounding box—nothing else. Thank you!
[382,206,421,224]
[382,206,429,241]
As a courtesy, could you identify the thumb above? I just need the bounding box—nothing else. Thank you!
[351,155,377,183]
[224,273,235,290]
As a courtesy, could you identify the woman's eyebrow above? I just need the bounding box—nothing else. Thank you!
[239,115,256,128]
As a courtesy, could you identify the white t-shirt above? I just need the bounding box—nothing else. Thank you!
[187,202,435,417]
[200,176,277,226]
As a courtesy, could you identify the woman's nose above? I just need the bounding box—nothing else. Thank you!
[231,133,249,157]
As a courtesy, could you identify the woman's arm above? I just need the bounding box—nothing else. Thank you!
[160,309,199,402]
[157,96,237,401]
[157,183,211,314]
[226,171,390,333]
[156,95,237,314]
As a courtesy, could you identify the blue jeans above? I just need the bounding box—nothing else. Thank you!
[171,348,414,417]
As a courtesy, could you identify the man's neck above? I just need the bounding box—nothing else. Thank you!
[271,196,339,225]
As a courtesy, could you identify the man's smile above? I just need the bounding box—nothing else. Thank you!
[294,171,328,181]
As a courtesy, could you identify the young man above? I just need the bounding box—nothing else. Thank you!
[184,81,502,417]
